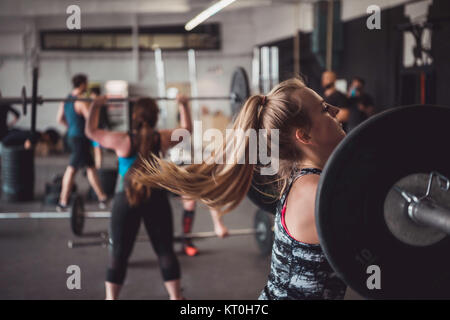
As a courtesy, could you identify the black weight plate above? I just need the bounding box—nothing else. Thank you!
[230,67,250,117]
[316,105,450,299]
[254,209,274,256]
[71,195,85,236]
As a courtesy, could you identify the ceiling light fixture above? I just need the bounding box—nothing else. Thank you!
[185,0,237,31]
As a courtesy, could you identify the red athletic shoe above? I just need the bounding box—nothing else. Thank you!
[183,243,199,256]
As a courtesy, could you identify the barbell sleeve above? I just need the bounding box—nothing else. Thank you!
[408,198,450,235]
[68,240,107,248]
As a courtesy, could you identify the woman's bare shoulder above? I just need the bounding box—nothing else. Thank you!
[286,174,320,216]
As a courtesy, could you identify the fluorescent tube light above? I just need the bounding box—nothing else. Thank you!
[185,0,237,31]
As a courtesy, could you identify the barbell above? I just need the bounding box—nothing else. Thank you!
[67,226,266,249]
[69,196,273,253]
[0,67,250,121]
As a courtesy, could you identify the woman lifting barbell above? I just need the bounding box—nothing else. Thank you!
[85,94,192,300]
[133,77,348,300]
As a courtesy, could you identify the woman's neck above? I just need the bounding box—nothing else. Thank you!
[296,162,323,171]
[296,154,329,171]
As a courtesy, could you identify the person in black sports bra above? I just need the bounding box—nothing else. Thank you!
[132,77,348,300]
[85,95,192,300]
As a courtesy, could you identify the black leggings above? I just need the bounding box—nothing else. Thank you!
[106,190,180,285]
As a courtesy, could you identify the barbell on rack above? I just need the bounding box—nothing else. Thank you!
[0,67,250,119]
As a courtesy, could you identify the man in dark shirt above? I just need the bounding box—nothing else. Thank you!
[56,74,107,211]
[0,90,21,141]
[347,77,377,132]
[321,71,350,131]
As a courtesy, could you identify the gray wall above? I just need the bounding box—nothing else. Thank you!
[0,0,419,131]
[0,3,314,132]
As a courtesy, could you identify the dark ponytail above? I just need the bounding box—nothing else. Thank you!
[125,98,159,206]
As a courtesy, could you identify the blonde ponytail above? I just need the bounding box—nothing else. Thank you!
[133,95,266,214]
[133,77,309,214]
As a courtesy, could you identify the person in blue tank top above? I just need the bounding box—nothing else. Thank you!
[85,94,192,300]
[133,78,348,300]
[56,74,107,211]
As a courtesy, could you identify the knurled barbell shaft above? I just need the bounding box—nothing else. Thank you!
[0,211,110,219]
[0,211,259,236]
[68,228,260,248]
[0,212,71,219]
[0,212,261,237]
[0,95,236,106]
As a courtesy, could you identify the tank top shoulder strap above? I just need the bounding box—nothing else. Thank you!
[292,168,322,182]
[280,168,322,208]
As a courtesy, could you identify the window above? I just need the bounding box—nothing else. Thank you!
[40,23,221,51]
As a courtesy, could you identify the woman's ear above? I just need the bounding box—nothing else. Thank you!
[294,128,311,145]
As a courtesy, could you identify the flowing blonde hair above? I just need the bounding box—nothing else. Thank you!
[132,78,310,214]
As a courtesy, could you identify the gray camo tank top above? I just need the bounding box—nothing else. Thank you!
[259,168,346,300]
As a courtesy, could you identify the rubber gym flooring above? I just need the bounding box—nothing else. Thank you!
[0,153,360,299]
